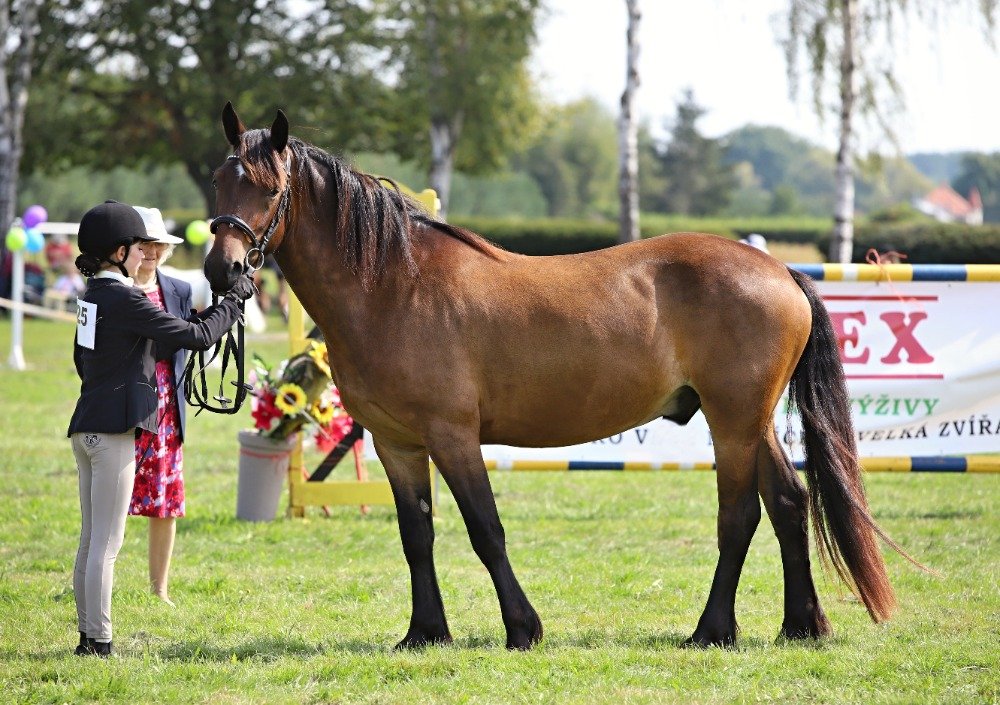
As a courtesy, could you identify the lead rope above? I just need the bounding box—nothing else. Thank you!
[182,297,251,415]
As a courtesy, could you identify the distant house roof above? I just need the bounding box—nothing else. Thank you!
[921,184,978,220]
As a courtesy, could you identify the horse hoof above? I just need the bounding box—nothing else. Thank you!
[778,618,832,641]
[682,628,737,648]
[394,630,453,651]
[505,610,543,650]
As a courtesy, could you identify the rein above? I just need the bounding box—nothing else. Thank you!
[184,152,292,416]
[181,297,249,415]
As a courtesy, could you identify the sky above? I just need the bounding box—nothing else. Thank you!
[531,0,1000,154]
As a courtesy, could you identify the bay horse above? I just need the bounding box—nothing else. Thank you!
[206,104,904,649]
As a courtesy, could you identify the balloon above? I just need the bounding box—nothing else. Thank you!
[22,205,48,229]
[185,219,211,245]
[5,226,27,251]
[25,227,44,253]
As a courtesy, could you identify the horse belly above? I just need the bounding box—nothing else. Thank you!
[478,338,682,448]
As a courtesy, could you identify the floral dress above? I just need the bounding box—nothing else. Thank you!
[129,286,185,518]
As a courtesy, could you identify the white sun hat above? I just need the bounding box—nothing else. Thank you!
[133,205,184,244]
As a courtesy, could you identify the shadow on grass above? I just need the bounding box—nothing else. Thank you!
[876,509,983,520]
[158,634,384,661]
[445,628,837,652]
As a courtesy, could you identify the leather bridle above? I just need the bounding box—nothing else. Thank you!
[184,152,292,416]
[210,152,293,274]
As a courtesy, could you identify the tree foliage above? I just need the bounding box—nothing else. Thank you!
[648,89,736,216]
[24,0,390,214]
[382,0,541,215]
[953,152,1000,222]
[512,98,618,218]
[722,124,931,217]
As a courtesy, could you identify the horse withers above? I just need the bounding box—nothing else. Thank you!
[205,103,907,649]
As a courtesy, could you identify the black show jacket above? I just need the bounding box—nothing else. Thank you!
[67,277,241,437]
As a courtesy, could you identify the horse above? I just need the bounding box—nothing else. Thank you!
[205,103,906,650]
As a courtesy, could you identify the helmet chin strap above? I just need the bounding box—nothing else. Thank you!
[105,244,132,278]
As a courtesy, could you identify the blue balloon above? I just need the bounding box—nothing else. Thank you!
[25,227,44,253]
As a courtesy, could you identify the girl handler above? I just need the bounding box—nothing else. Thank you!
[68,201,253,657]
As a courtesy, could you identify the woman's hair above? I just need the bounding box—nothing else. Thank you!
[75,253,105,277]
[156,244,176,266]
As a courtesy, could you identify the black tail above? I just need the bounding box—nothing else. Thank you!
[788,268,910,622]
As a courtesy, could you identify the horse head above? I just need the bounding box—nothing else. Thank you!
[204,102,292,294]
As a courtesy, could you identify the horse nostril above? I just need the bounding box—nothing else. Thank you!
[230,260,244,278]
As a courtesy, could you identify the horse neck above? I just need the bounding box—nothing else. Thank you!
[273,196,407,369]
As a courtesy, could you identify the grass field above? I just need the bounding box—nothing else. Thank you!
[0,317,997,704]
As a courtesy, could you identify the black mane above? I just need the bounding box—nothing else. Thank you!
[235,129,497,289]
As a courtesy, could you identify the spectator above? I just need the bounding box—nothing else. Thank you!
[128,206,189,607]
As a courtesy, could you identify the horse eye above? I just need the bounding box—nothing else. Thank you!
[212,179,218,189]
[270,188,279,197]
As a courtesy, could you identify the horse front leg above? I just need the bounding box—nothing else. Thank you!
[372,437,452,649]
[427,426,542,650]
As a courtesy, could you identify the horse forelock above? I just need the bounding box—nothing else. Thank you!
[234,129,284,191]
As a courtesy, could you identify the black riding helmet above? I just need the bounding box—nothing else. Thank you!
[78,200,158,277]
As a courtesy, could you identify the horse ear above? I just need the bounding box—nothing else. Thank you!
[270,110,289,153]
[222,101,246,148]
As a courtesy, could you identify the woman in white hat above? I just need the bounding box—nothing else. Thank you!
[128,206,192,607]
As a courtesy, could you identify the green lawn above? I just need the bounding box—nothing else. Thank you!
[0,317,997,705]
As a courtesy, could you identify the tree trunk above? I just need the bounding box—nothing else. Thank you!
[829,0,857,263]
[428,116,459,220]
[423,3,458,220]
[618,0,641,243]
[0,1,40,236]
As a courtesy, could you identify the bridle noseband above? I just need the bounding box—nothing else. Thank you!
[210,152,293,274]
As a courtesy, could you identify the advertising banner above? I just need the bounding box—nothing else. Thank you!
[480,265,1000,469]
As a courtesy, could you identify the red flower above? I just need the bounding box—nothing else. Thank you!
[251,389,283,431]
[314,413,354,453]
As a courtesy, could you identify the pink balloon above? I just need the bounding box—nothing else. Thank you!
[22,205,48,229]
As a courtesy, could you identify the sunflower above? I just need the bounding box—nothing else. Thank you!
[307,341,331,378]
[275,383,308,415]
[311,400,336,424]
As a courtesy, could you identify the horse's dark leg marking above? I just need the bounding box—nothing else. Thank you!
[686,437,760,648]
[427,427,542,650]
[757,429,831,640]
[373,438,452,649]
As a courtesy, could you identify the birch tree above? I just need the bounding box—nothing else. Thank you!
[617,0,641,243]
[0,0,40,234]
[780,0,998,262]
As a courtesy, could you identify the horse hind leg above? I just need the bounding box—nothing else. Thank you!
[686,429,762,647]
[757,427,831,640]
[372,438,452,649]
[427,425,542,650]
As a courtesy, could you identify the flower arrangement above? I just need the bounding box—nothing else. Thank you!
[249,340,354,452]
